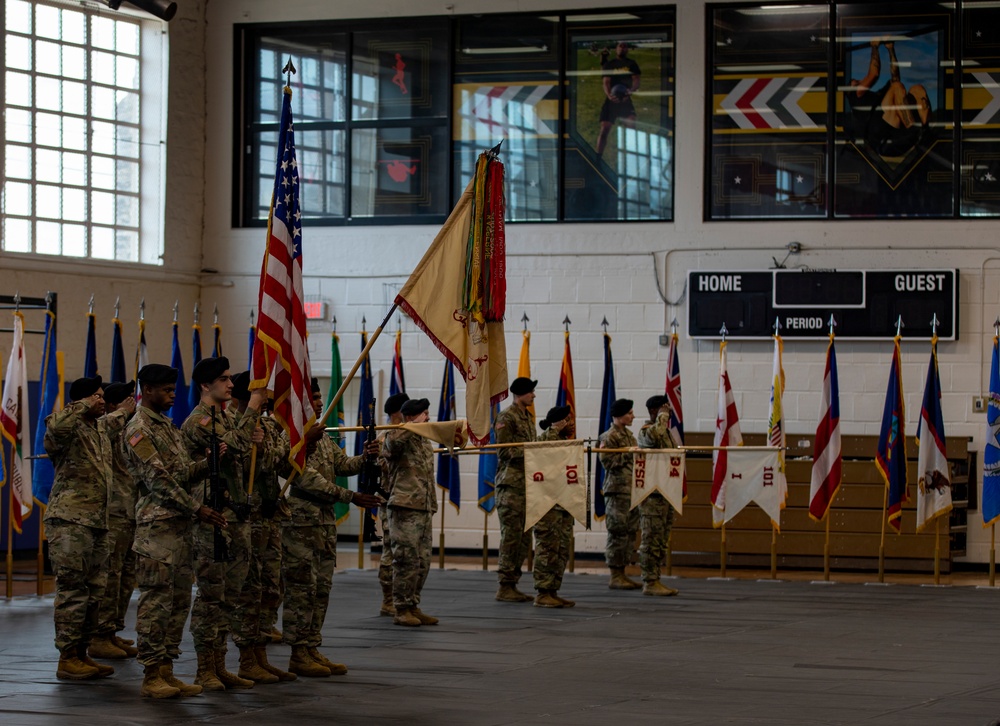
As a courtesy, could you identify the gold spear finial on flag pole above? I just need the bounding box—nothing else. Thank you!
[773,317,781,336]
[930,312,940,337]
[563,315,571,333]
[282,57,296,88]
[12,292,20,312]
[719,322,728,342]
[249,309,255,326]
[213,303,219,326]
[361,315,367,334]
[332,315,337,334]
[601,316,609,333]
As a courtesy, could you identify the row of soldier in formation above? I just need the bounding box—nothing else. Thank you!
[42,361,677,700]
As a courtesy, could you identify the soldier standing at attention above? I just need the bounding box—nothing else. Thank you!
[532,405,576,609]
[44,375,120,681]
[123,363,227,699]
[257,396,289,645]
[599,398,642,590]
[636,395,680,597]
[377,392,408,617]
[383,397,438,627]
[182,356,265,692]
[89,380,139,661]
[493,377,538,603]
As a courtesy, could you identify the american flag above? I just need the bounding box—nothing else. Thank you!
[809,335,842,522]
[711,339,742,528]
[251,86,315,473]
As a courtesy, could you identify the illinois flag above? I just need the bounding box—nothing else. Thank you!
[876,336,908,533]
[0,311,33,531]
[632,451,684,513]
[915,336,951,532]
[985,334,1000,527]
[809,334,842,522]
[523,440,587,529]
[711,339,742,527]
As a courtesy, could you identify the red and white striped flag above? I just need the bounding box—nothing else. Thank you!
[250,86,315,473]
[711,339,742,527]
[809,335,842,522]
[916,335,951,532]
[1,311,33,532]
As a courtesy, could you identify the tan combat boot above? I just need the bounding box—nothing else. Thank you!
[392,608,421,627]
[254,645,296,681]
[288,645,331,677]
[608,567,642,590]
[158,660,203,696]
[56,647,100,680]
[269,627,283,644]
[214,648,254,689]
[116,635,135,646]
[642,580,679,597]
[553,592,576,607]
[533,590,564,608]
[77,644,114,677]
[307,647,348,676]
[140,663,180,699]
[113,634,138,657]
[411,608,439,625]
[238,645,279,684]
[88,634,128,660]
[194,649,225,691]
[495,584,533,602]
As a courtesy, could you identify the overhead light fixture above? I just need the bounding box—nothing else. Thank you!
[98,0,177,22]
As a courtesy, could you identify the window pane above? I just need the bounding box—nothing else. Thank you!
[297,129,346,218]
[64,116,87,150]
[63,151,87,186]
[117,55,138,89]
[116,160,139,192]
[37,185,61,218]
[258,34,347,123]
[64,187,87,221]
[117,125,139,157]
[92,50,117,85]
[3,181,33,216]
[92,226,114,259]
[63,44,86,80]
[116,194,138,226]
[6,108,32,143]
[62,79,87,115]
[6,35,32,72]
[2,217,32,253]
[36,148,62,183]
[92,190,115,224]
[61,9,86,45]
[116,21,138,55]
[36,221,61,255]
[93,155,115,189]
[36,76,61,111]
[116,229,138,261]
[92,85,116,119]
[5,145,32,180]
[35,4,60,41]
[6,0,33,34]
[63,224,86,257]
[116,91,139,123]
[91,121,116,154]
[36,40,61,75]
[351,125,448,218]
[91,16,116,51]
[6,71,32,106]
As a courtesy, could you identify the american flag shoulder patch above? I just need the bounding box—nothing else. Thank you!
[200,415,211,426]
[129,432,144,446]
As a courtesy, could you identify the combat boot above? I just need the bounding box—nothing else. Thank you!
[158,660,203,696]
[254,645,296,681]
[411,608,439,625]
[643,580,679,597]
[140,663,180,699]
[116,635,135,646]
[553,592,576,607]
[214,648,254,689]
[307,647,348,676]
[288,645,331,677]
[77,644,114,677]
[392,608,421,627]
[113,634,139,657]
[88,634,128,659]
[608,567,642,590]
[194,649,225,691]
[533,590,564,608]
[238,645,279,684]
[495,584,533,602]
[56,647,100,680]
[268,627,283,643]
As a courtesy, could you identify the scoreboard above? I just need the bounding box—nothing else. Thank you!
[687,270,958,340]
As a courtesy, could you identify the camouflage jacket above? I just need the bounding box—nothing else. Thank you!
[123,406,207,524]
[494,404,536,490]
[599,424,636,496]
[248,414,287,519]
[43,400,122,529]
[538,427,566,443]
[106,407,138,521]
[383,429,437,512]
[288,435,362,526]
[637,413,677,450]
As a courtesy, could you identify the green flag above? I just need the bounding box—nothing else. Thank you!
[326,332,352,524]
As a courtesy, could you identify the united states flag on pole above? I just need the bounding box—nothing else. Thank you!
[250,83,315,474]
[1,311,33,532]
[711,339,742,528]
[809,335,842,522]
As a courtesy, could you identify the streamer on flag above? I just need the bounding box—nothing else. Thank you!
[169,320,192,427]
[478,402,500,513]
[32,305,63,506]
[84,310,98,378]
[632,451,684,513]
[759,332,786,528]
[250,84,316,474]
[711,339,743,528]
[390,328,406,398]
[665,330,686,499]
[876,336,908,533]
[1,311,33,532]
[809,334,842,522]
[915,335,952,532]
[594,331,616,520]
[110,315,126,383]
[437,360,461,510]
[985,334,1000,527]
[518,328,534,424]
[326,330,351,524]
[524,440,588,529]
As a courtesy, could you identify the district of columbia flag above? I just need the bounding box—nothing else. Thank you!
[1,312,33,531]
[665,331,686,499]
[556,330,576,430]
[985,334,1000,527]
[809,334,842,522]
[594,331,616,520]
[326,330,350,524]
[390,328,406,397]
[758,333,786,528]
[518,328,535,424]
[876,336,908,533]
[84,311,98,378]
[32,306,62,506]
[110,315,126,383]
[436,359,461,510]
[915,335,952,532]
[711,339,743,527]
[168,320,191,427]
[188,322,203,414]
[477,401,501,513]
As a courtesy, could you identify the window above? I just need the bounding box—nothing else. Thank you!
[2,0,166,262]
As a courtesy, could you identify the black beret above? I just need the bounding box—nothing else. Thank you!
[510,377,537,395]
[646,395,669,412]
[231,371,251,401]
[69,375,102,402]
[191,356,230,385]
[311,377,321,395]
[384,392,410,415]
[104,380,136,405]
[545,405,571,425]
[138,364,178,386]
[400,398,429,416]
[610,398,633,418]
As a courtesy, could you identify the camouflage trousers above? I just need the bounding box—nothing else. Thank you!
[96,515,136,635]
[378,505,393,597]
[231,517,268,648]
[639,493,674,582]
[134,518,194,667]
[46,519,109,652]
[259,519,284,640]
[282,523,336,647]
[496,486,533,586]
[388,506,432,610]
[604,493,639,569]
[532,506,573,592]
[190,520,251,652]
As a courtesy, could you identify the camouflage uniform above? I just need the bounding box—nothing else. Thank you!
[43,400,122,653]
[251,415,289,643]
[383,428,436,610]
[283,435,361,647]
[599,423,638,569]
[182,402,259,653]
[494,404,536,586]
[376,435,394,600]
[532,427,574,592]
[122,406,207,668]
[636,413,677,583]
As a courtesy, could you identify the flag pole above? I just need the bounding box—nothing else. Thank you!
[6,456,13,598]
[482,510,489,571]
[36,510,44,596]
[357,515,364,570]
[934,517,941,585]
[991,524,996,587]
[719,323,727,578]
[823,514,831,581]
[439,488,446,569]
[878,484,888,583]
[770,317,780,580]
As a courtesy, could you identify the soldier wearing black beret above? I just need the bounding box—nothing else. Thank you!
[599,398,641,591]
[636,394,679,597]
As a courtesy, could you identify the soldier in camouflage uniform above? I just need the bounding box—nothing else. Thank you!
[383,397,438,627]
[282,381,381,676]
[89,380,139,661]
[532,405,576,609]
[258,406,289,644]
[493,377,538,603]
[599,398,642,590]
[377,392,408,617]
[44,375,121,681]
[636,395,679,597]
[123,363,228,699]
[182,356,265,692]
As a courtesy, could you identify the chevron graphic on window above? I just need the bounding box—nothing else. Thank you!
[719,76,822,130]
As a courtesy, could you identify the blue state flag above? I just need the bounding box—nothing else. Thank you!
[876,337,908,533]
[477,402,501,513]
[168,321,191,426]
[32,307,62,505]
[984,335,1000,526]
[188,323,203,413]
[436,360,460,510]
[594,332,616,520]
[110,317,126,383]
[354,331,374,458]
[84,312,98,378]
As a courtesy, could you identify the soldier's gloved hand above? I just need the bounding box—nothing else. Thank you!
[351,491,382,509]
[197,505,228,528]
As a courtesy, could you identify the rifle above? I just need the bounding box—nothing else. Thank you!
[358,398,389,501]
[209,406,234,563]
